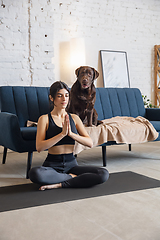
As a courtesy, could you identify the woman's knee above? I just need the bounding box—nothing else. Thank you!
[29,167,45,184]
[98,168,109,183]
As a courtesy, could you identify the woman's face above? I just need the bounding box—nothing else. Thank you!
[50,88,69,109]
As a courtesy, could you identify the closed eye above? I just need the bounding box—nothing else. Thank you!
[57,93,69,98]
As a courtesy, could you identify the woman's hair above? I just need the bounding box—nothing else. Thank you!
[49,81,70,108]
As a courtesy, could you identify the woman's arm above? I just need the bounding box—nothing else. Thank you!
[68,114,93,148]
[36,113,93,152]
[36,115,67,152]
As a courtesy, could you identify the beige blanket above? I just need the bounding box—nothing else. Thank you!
[74,116,159,155]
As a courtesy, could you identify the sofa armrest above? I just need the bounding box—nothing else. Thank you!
[0,112,25,151]
[145,108,160,121]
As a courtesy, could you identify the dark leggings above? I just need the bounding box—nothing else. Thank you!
[29,153,109,188]
[62,165,109,188]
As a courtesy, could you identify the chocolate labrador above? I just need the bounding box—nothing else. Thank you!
[67,66,99,126]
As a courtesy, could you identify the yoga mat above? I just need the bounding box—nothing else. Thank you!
[0,171,160,213]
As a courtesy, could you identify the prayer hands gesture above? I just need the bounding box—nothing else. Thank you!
[62,114,72,137]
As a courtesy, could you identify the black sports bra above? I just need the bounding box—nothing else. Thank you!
[45,113,77,146]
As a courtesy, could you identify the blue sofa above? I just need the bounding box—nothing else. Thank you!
[0,86,159,178]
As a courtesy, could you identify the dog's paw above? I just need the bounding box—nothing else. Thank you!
[85,124,96,127]
[97,120,103,125]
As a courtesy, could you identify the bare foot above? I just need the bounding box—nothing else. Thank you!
[69,173,77,178]
[39,183,62,191]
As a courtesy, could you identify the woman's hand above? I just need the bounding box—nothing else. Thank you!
[66,115,72,137]
[68,114,93,148]
[62,113,93,148]
[62,114,71,136]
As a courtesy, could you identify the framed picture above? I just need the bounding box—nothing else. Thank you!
[100,50,130,88]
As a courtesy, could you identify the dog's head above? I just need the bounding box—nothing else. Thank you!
[75,66,99,90]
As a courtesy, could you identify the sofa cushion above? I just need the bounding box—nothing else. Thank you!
[0,86,50,127]
[150,121,160,131]
[94,89,104,120]
[95,88,145,120]
[20,127,37,140]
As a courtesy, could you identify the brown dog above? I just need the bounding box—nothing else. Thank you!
[67,66,99,126]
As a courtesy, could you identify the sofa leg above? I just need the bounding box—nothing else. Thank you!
[2,147,7,164]
[129,144,131,151]
[102,146,107,167]
[26,152,33,179]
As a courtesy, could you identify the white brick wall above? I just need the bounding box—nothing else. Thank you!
[0,0,160,101]
[0,0,54,86]
[51,0,160,101]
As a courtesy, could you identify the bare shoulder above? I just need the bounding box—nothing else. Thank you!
[70,113,85,129]
[38,114,48,124]
[70,113,81,123]
[37,114,49,133]
[70,113,89,137]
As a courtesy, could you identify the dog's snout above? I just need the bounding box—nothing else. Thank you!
[82,78,88,83]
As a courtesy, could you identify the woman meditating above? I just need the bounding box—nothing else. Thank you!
[29,81,109,190]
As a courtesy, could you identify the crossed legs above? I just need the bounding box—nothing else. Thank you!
[29,165,109,190]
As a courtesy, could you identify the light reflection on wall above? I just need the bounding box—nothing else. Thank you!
[70,38,86,83]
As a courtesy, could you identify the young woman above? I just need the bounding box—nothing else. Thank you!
[29,81,109,190]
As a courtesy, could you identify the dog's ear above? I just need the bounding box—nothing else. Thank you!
[75,66,82,77]
[92,68,99,80]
